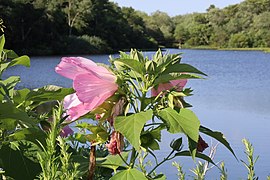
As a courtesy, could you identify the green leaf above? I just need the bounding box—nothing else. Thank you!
[145,60,157,74]
[0,55,30,74]
[114,110,153,151]
[0,102,35,126]
[0,35,5,52]
[26,85,74,101]
[188,137,198,160]
[13,88,31,106]
[0,141,41,179]
[114,59,145,75]
[130,49,145,62]
[199,126,237,159]
[4,49,18,59]
[163,64,207,76]
[154,73,203,86]
[9,128,46,145]
[96,151,130,171]
[153,174,167,180]
[74,133,88,143]
[141,125,164,151]
[8,55,30,68]
[153,50,181,70]
[111,168,147,180]
[175,150,216,165]
[76,123,109,145]
[158,107,200,142]
[0,118,17,130]
[141,133,160,151]
[0,76,20,98]
[26,85,74,108]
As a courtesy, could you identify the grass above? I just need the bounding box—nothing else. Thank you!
[175,44,270,53]
[218,47,270,53]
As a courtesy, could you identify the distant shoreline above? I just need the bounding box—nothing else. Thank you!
[177,46,270,53]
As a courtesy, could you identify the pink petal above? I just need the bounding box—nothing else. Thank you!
[55,57,97,80]
[73,73,118,109]
[63,93,82,110]
[151,79,187,97]
[151,83,172,96]
[63,93,92,121]
[170,79,187,91]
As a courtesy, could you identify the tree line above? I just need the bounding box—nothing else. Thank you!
[0,0,270,55]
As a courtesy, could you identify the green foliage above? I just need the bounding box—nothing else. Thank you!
[158,107,200,142]
[111,168,148,180]
[173,0,270,48]
[57,35,110,54]
[174,151,215,165]
[220,162,228,180]
[96,151,130,171]
[241,139,259,180]
[172,161,186,180]
[0,140,41,179]
[37,104,80,180]
[190,161,206,180]
[114,110,153,151]
[2,0,270,54]
[199,126,236,159]
[76,123,109,145]
[0,35,80,179]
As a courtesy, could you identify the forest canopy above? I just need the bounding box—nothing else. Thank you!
[0,0,270,55]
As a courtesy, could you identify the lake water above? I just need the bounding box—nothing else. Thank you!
[3,49,270,179]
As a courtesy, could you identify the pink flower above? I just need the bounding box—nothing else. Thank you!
[60,125,74,137]
[151,79,187,96]
[106,131,124,155]
[55,57,118,121]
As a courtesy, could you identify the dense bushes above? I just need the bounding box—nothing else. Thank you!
[56,35,110,55]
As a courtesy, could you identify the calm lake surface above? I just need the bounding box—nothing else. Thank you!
[3,49,270,179]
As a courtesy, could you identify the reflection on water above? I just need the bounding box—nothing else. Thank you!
[3,49,270,179]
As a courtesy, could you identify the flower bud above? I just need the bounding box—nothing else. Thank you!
[170,137,183,151]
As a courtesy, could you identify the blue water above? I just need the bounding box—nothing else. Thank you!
[3,49,270,179]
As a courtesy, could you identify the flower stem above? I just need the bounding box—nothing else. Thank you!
[147,149,175,176]
[88,144,96,180]
[118,153,130,167]
[129,147,137,168]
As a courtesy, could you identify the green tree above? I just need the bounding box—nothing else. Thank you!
[228,33,252,48]
[61,0,92,36]
[174,24,190,47]
[150,11,175,45]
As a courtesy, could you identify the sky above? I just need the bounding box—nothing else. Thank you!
[110,0,245,16]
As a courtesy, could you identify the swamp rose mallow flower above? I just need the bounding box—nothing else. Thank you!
[106,131,124,155]
[151,79,187,96]
[55,57,118,121]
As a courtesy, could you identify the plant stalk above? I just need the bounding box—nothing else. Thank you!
[88,144,96,180]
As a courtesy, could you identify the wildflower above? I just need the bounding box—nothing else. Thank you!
[55,57,118,121]
[106,131,124,155]
[151,79,187,96]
